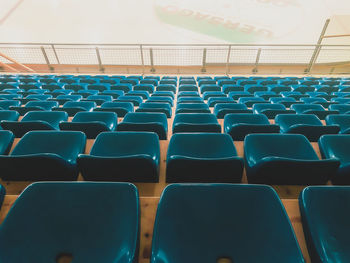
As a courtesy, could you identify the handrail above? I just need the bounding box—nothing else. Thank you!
[0,51,35,72]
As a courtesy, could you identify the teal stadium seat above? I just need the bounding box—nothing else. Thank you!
[299,186,350,263]
[244,134,339,185]
[78,132,160,182]
[151,184,304,263]
[0,131,86,181]
[173,113,221,133]
[0,182,139,263]
[166,133,243,183]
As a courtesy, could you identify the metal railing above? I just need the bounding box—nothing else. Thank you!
[0,43,350,74]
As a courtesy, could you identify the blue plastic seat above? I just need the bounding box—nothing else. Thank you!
[133,84,155,94]
[140,79,158,86]
[222,84,244,94]
[116,95,143,106]
[244,134,339,184]
[136,102,172,118]
[276,114,339,141]
[326,114,350,134]
[152,91,175,99]
[158,80,177,86]
[86,84,110,92]
[299,186,350,263]
[200,84,221,94]
[126,91,150,100]
[173,113,221,133]
[202,91,226,100]
[101,90,124,99]
[147,96,173,106]
[0,130,14,154]
[0,94,22,100]
[78,132,160,182]
[228,91,252,100]
[25,101,58,110]
[224,113,279,140]
[166,133,243,182]
[94,101,134,117]
[244,85,268,94]
[0,100,21,110]
[85,95,113,105]
[0,131,86,180]
[178,84,198,92]
[59,112,117,139]
[52,101,97,116]
[281,91,309,100]
[329,104,350,114]
[253,103,295,119]
[110,84,132,93]
[177,96,203,104]
[268,85,292,93]
[0,110,20,126]
[319,135,350,184]
[331,97,350,104]
[156,84,176,93]
[293,85,315,93]
[214,103,252,118]
[0,182,139,263]
[270,97,300,107]
[151,184,304,263]
[1,111,68,137]
[291,104,338,120]
[238,97,266,107]
[175,103,210,114]
[54,94,82,105]
[117,112,168,140]
[207,97,233,107]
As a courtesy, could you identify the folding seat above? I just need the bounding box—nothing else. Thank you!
[319,135,350,184]
[146,96,173,106]
[94,101,134,117]
[86,84,110,92]
[52,101,96,117]
[300,80,319,86]
[140,79,158,86]
[292,85,315,93]
[156,84,176,93]
[339,85,350,92]
[99,78,118,85]
[331,97,350,104]
[244,134,339,184]
[237,79,257,86]
[0,131,86,180]
[178,84,198,92]
[321,80,340,86]
[218,79,235,86]
[177,96,203,104]
[58,78,77,85]
[77,132,160,183]
[0,110,20,124]
[197,76,212,81]
[199,84,221,94]
[179,80,196,86]
[325,114,350,134]
[152,91,174,99]
[228,91,253,100]
[270,97,302,107]
[244,85,268,94]
[178,91,199,99]
[10,101,59,116]
[110,84,132,93]
[0,94,22,100]
[176,103,210,114]
[18,79,37,84]
[83,95,113,105]
[79,78,97,85]
[0,130,14,154]
[136,102,172,118]
[101,90,124,99]
[238,97,266,107]
[207,97,233,107]
[306,91,336,101]
[173,113,221,133]
[159,80,177,86]
[276,114,339,141]
[116,95,143,106]
[198,80,216,87]
[59,112,117,139]
[117,112,168,140]
[166,133,243,182]
[258,79,278,86]
[291,104,338,119]
[151,184,304,263]
[127,75,142,81]
[329,104,350,114]
[0,100,21,110]
[224,113,279,140]
[202,91,226,100]
[299,186,350,263]
[253,103,295,118]
[222,84,243,94]
[41,84,63,92]
[133,84,155,94]
[18,84,41,92]
[214,103,252,118]
[63,84,87,92]
[315,85,338,94]
[0,84,18,90]
[53,94,82,105]
[0,182,139,262]
[300,97,334,108]
[120,79,139,86]
[126,91,150,100]
[1,111,68,137]
[279,79,299,86]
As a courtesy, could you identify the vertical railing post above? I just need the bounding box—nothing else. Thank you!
[51,44,60,64]
[95,47,104,73]
[253,48,262,73]
[140,44,145,76]
[41,46,53,72]
[150,48,155,73]
[226,45,231,76]
[306,19,330,74]
[201,48,207,73]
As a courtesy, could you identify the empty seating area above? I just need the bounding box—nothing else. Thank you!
[2,74,350,262]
